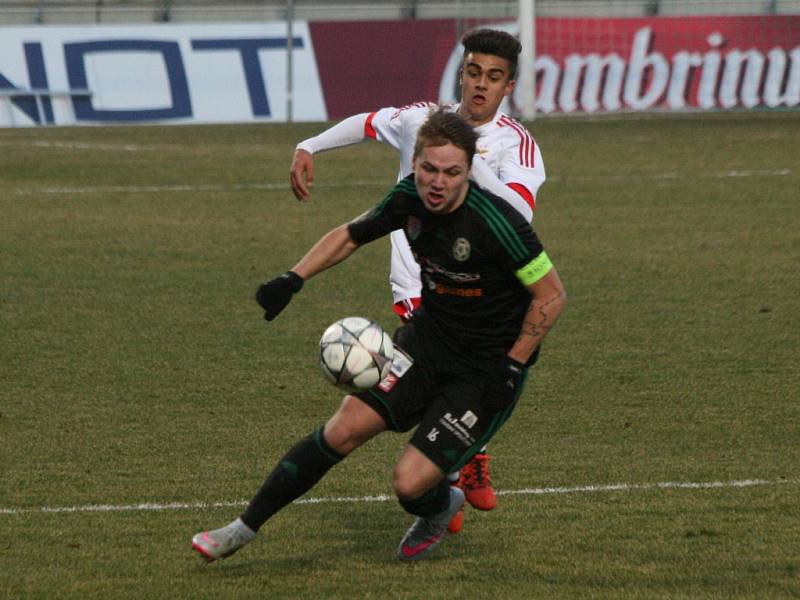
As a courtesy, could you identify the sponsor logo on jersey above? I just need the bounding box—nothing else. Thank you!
[419,257,480,282]
[452,237,471,261]
[434,283,483,298]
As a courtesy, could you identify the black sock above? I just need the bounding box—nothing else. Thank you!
[240,427,343,531]
[398,479,451,518]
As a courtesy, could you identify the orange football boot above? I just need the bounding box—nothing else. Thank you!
[460,453,496,511]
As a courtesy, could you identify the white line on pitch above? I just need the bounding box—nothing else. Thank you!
[9,168,792,197]
[0,140,149,152]
[11,180,387,196]
[0,478,795,516]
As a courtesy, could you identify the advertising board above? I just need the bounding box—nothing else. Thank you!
[0,22,326,126]
[1,15,798,126]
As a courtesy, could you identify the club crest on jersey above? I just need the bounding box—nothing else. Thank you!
[452,237,471,262]
[406,216,422,241]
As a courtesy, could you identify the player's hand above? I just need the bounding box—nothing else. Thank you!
[290,149,314,201]
[483,357,527,412]
[255,271,304,321]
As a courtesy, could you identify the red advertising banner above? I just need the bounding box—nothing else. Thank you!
[311,15,800,118]
[309,20,457,117]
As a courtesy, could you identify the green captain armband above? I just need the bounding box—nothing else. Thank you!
[515,252,553,286]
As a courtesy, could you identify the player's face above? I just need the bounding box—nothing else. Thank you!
[458,52,515,126]
[413,143,471,214]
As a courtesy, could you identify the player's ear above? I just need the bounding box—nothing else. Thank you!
[505,78,516,97]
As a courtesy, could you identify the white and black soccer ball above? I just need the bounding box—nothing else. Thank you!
[319,317,394,391]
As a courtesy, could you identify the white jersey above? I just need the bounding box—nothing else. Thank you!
[297,102,546,304]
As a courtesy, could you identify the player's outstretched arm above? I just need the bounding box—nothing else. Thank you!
[290,148,315,200]
[256,224,361,321]
[289,113,372,201]
[291,223,361,281]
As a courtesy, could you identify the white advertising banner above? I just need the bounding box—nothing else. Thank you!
[0,22,327,127]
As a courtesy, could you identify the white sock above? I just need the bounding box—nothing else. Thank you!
[230,517,257,539]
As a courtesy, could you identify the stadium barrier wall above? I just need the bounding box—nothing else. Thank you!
[1,15,798,127]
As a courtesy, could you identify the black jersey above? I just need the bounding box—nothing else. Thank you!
[348,175,548,358]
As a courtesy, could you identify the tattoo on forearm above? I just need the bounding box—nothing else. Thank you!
[516,296,561,344]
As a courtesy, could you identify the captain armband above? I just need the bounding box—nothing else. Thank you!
[515,251,553,286]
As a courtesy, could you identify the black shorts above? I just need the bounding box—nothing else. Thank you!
[353,314,528,474]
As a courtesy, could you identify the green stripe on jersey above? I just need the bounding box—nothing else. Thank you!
[466,189,528,262]
[467,189,528,260]
[372,179,415,216]
[395,178,418,196]
[516,251,553,285]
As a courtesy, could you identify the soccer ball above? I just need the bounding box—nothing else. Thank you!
[319,317,394,391]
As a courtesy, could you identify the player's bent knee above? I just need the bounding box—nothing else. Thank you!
[392,465,435,500]
[392,474,428,501]
[392,444,445,500]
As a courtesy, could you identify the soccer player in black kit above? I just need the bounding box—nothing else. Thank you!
[192,109,566,563]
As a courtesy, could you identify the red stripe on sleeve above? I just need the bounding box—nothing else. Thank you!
[364,112,377,139]
[499,116,536,168]
[507,182,536,212]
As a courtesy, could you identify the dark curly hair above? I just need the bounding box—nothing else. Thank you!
[461,28,521,79]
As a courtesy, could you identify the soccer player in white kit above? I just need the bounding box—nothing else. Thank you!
[289,28,545,533]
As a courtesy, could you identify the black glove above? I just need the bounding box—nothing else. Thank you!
[483,357,527,412]
[255,271,304,321]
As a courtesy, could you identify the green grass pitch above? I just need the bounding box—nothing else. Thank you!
[1,112,798,599]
